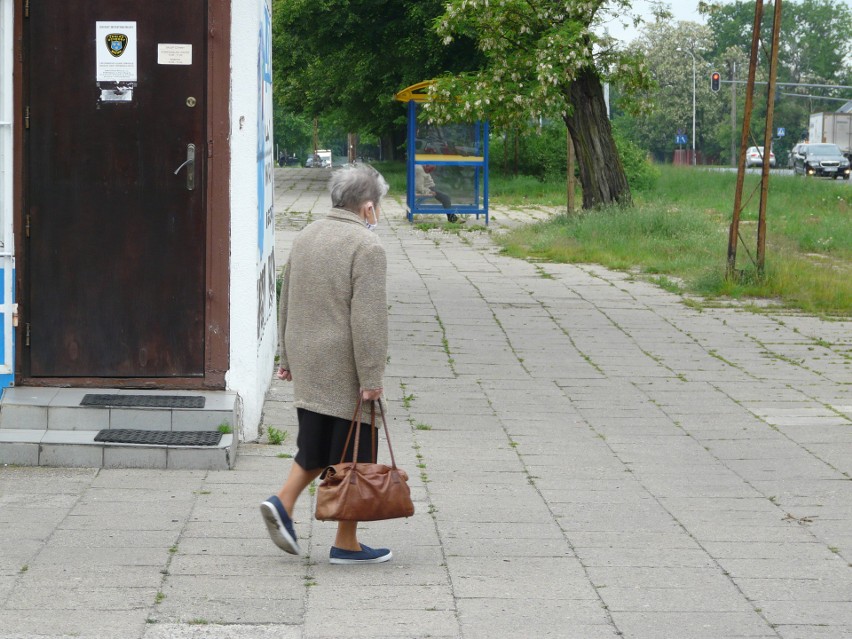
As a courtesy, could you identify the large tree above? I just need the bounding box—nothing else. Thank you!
[271,0,481,159]
[424,0,653,209]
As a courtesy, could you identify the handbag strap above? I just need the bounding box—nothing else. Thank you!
[376,399,399,470]
[350,400,379,466]
[370,401,377,463]
[338,396,363,465]
[340,397,397,469]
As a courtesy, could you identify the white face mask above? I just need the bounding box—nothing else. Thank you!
[365,205,378,231]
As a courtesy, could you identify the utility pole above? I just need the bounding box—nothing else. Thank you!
[757,0,782,275]
[312,117,319,157]
[730,61,737,167]
[726,0,782,279]
[727,0,764,279]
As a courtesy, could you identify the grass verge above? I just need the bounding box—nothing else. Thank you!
[495,166,851,316]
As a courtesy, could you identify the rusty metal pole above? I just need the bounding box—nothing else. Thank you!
[730,61,737,167]
[757,0,783,276]
[727,0,764,279]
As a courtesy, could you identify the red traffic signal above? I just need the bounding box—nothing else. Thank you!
[711,71,721,92]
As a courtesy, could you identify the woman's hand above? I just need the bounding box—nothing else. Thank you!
[361,387,383,401]
[277,367,292,381]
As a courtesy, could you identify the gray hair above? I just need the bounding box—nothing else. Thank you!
[329,164,389,211]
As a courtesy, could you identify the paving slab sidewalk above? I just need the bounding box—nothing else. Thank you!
[0,167,850,639]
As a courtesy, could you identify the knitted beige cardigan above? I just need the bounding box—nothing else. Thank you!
[278,208,388,424]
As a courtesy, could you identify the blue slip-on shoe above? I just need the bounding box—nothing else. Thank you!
[260,495,301,555]
[329,544,392,565]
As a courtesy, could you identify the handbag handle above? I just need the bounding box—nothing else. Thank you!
[338,397,399,471]
[338,397,376,466]
[375,399,399,470]
[338,396,364,465]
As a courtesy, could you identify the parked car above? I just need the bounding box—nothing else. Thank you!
[304,154,331,168]
[745,146,776,168]
[792,143,851,179]
[787,143,807,169]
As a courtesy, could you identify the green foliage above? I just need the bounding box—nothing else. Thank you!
[618,20,719,162]
[490,125,567,180]
[612,128,660,192]
[490,123,658,191]
[273,105,312,161]
[619,1,852,165]
[704,0,852,86]
[217,423,232,434]
[271,0,481,142]
[496,166,851,315]
[427,0,649,127]
[428,1,652,209]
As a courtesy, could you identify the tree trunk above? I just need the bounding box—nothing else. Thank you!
[513,129,519,177]
[381,124,407,162]
[563,68,632,209]
[567,128,575,213]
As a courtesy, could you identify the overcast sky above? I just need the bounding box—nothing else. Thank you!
[602,0,705,44]
[604,0,852,45]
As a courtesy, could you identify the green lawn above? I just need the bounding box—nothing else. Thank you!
[371,160,850,315]
[494,166,851,316]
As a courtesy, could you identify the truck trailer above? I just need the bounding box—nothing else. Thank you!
[809,112,852,160]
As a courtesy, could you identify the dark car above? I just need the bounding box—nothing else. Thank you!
[793,143,851,179]
[787,143,807,169]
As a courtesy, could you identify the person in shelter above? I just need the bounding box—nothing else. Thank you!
[415,164,460,222]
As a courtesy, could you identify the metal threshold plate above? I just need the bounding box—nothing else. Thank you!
[81,394,206,409]
[94,429,222,446]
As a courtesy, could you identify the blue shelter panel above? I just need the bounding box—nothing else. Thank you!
[398,92,489,224]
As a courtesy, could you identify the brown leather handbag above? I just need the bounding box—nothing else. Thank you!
[315,398,415,522]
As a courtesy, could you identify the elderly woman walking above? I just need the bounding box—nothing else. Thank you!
[260,164,392,565]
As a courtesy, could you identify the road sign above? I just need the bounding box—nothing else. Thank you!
[777,127,785,137]
[675,134,688,145]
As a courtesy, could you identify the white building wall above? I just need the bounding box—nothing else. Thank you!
[227,0,277,440]
[0,0,15,388]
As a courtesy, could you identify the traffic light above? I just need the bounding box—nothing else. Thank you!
[711,71,721,92]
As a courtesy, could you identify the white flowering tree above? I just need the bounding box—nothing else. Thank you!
[425,0,653,209]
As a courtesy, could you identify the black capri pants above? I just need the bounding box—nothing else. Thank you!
[294,408,377,471]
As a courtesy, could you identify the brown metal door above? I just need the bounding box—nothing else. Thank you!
[25,2,207,377]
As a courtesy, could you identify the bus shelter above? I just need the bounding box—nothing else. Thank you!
[394,81,489,224]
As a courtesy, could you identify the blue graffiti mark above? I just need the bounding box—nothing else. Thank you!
[257,0,273,259]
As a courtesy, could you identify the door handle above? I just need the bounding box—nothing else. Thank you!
[173,143,196,191]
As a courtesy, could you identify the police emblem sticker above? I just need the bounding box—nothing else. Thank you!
[95,21,138,82]
[106,33,128,57]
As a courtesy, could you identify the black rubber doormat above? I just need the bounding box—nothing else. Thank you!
[81,394,206,409]
[94,429,222,446]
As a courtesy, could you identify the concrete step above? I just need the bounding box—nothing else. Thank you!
[0,388,238,470]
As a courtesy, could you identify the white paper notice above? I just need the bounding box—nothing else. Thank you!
[157,44,193,66]
[96,21,138,82]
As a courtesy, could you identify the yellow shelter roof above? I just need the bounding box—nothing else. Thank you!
[394,80,434,103]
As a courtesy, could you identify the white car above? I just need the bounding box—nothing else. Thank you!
[745,146,776,168]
